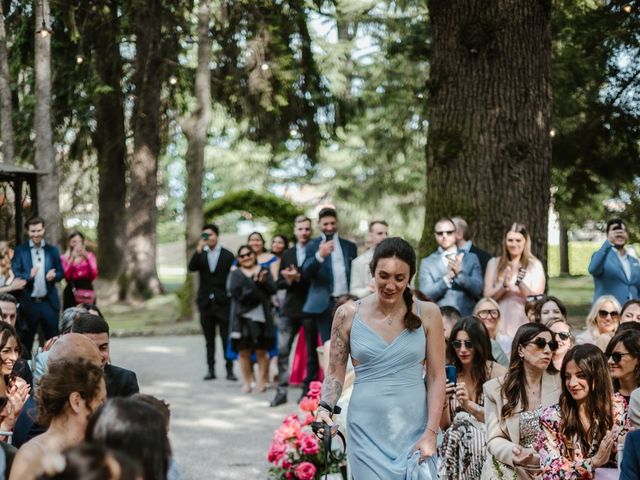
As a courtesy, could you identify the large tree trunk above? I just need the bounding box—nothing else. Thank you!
[177,0,212,321]
[34,0,62,247]
[559,217,569,275]
[126,0,164,298]
[92,0,127,297]
[0,1,15,165]
[420,0,552,268]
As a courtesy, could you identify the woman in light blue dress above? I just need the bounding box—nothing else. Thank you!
[316,237,445,479]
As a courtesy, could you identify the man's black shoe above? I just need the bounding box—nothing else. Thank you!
[270,391,287,407]
[203,371,216,381]
[226,371,238,381]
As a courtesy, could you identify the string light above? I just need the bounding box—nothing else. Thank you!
[35,0,52,38]
[550,128,557,138]
[168,75,178,86]
[75,54,85,65]
[622,4,633,13]
[260,63,269,71]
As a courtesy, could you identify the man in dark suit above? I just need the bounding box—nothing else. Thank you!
[71,313,139,397]
[11,216,64,353]
[621,428,640,480]
[271,216,316,407]
[452,217,492,276]
[302,207,358,344]
[188,223,237,381]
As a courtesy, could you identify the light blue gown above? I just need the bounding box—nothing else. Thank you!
[347,302,438,480]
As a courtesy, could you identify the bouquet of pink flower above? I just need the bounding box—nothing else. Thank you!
[267,381,345,480]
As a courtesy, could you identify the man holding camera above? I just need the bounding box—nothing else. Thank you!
[188,223,237,381]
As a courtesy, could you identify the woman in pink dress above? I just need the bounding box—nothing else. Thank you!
[483,223,545,340]
[61,231,98,309]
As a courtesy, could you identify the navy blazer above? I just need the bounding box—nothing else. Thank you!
[11,241,64,310]
[302,236,357,315]
[418,250,483,316]
[588,241,640,306]
[621,429,640,480]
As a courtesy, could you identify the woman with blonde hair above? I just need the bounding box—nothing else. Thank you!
[575,295,621,350]
[483,224,545,339]
[473,297,510,364]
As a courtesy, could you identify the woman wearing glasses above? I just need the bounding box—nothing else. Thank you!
[439,317,506,479]
[605,329,640,402]
[483,223,545,339]
[481,323,561,479]
[227,245,277,393]
[575,295,621,350]
[473,297,510,363]
[537,344,629,479]
[546,318,574,371]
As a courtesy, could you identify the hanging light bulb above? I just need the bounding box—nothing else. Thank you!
[168,75,178,86]
[35,0,52,38]
[260,63,269,71]
[75,54,85,65]
[622,4,633,13]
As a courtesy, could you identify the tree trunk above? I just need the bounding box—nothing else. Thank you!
[34,0,62,247]
[0,1,15,165]
[420,0,552,268]
[92,0,127,295]
[559,217,569,275]
[177,0,212,321]
[126,0,164,298]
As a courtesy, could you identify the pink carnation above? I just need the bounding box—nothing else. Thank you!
[297,433,320,455]
[301,413,315,426]
[299,397,319,413]
[294,461,317,480]
[307,381,322,399]
[276,415,302,440]
[267,439,288,464]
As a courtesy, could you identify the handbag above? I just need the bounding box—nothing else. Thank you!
[72,281,96,304]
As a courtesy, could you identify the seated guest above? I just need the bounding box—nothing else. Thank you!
[87,397,171,480]
[438,317,506,479]
[71,314,139,398]
[524,297,541,323]
[0,322,30,439]
[621,300,640,324]
[621,428,640,480]
[575,295,621,350]
[473,297,510,364]
[537,344,628,478]
[605,329,640,402]
[546,318,574,371]
[482,323,561,479]
[535,295,567,324]
[0,294,33,384]
[9,358,106,480]
[440,305,461,342]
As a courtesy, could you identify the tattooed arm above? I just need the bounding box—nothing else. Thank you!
[316,303,354,429]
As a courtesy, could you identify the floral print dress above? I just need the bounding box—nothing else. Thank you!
[536,394,629,480]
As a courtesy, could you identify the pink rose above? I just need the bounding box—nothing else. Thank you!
[267,439,287,464]
[276,416,302,440]
[298,433,320,455]
[301,413,315,426]
[307,381,322,399]
[299,397,319,413]
[294,461,317,480]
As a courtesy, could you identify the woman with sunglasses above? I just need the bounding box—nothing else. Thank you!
[605,329,640,402]
[575,295,622,350]
[439,317,506,479]
[537,344,629,479]
[482,323,561,479]
[621,300,640,324]
[473,297,510,363]
[227,245,277,393]
[483,223,546,340]
[546,318,574,371]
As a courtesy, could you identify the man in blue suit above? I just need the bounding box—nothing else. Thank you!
[588,218,640,306]
[418,217,483,316]
[621,429,640,480]
[302,207,357,346]
[11,217,64,353]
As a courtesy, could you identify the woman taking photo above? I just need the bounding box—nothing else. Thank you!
[483,224,545,339]
[482,322,561,479]
[439,317,506,479]
[473,297,510,363]
[537,344,628,478]
[547,318,574,371]
[316,237,445,478]
[575,295,621,350]
[61,231,98,309]
[227,245,277,394]
[605,329,640,402]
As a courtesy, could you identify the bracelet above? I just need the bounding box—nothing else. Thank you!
[426,427,438,436]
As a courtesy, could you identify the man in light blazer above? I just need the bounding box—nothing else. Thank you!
[418,218,483,316]
[349,220,388,299]
[302,207,357,344]
[588,218,640,306]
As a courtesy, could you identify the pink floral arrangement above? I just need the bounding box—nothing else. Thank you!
[267,381,345,479]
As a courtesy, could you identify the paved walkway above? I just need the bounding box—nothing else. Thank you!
[110,335,304,480]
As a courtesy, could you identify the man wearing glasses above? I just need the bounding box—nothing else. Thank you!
[588,218,640,306]
[11,217,64,354]
[418,217,483,316]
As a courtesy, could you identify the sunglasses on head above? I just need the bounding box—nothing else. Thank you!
[451,340,474,350]
[598,310,619,319]
[435,230,455,236]
[605,351,633,363]
[553,332,571,341]
[525,338,558,351]
[477,309,500,320]
[238,252,253,259]
[526,295,545,302]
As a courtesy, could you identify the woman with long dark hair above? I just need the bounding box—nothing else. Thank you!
[438,317,506,479]
[0,321,30,438]
[605,329,640,402]
[61,231,98,309]
[482,322,561,479]
[315,237,445,478]
[537,344,628,478]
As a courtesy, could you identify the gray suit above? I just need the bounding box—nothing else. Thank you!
[418,249,483,316]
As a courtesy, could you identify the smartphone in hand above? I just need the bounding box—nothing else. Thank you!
[445,364,457,386]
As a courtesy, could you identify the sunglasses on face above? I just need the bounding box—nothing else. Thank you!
[451,340,474,350]
[598,310,620,319]
[435,230,455,237]
[477,309,500,320]
[525,338,558,351]
[606,352,633,363]
[238,252,253,259]
[553,332,571,341]
[526,295,545,302]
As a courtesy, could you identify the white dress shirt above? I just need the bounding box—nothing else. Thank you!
[29,239,47,298]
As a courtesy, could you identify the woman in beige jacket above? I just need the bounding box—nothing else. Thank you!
[482,322,561,479]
